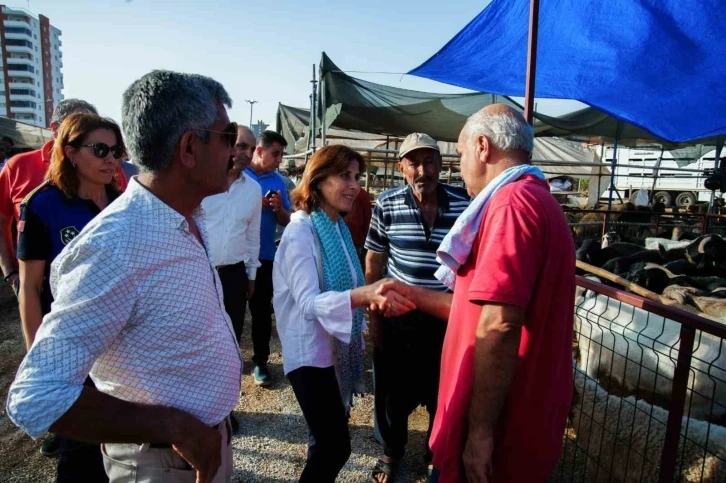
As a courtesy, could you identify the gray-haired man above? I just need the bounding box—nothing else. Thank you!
[7,71,242,483]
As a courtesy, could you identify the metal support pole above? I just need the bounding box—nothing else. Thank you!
[604,125,621,233]
[649,147,665,205]
[658,325,696,483]
[320,72,327,146]
[523,0,540,124]
[366,151,371,194]
[310,64,317,151]
[245,99,257,129]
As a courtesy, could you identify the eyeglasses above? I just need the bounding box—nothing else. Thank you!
[78,143,125,160]
[195,122,238,148]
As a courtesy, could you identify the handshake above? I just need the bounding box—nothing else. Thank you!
[364,278,416,318]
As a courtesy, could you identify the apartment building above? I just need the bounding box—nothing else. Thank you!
[0,6,63,127]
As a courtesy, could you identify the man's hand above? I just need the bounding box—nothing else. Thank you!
[171,416,223,483]
[6,272,19,297]
[366,278,416,315]
[463,432,494,483]
[268,191,284,213]
[375,279,415,317]
[247,280,255,298]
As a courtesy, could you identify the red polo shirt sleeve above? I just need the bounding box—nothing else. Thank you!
[115,165,128,192]
[468,199,544,307]
[0,164,13,218]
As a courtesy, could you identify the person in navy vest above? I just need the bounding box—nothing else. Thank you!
[16,112,124,483]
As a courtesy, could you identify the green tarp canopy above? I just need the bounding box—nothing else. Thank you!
[315,53,724,149]
[0,117,51,150]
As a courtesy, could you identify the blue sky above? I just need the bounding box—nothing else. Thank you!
[20,0,581,129]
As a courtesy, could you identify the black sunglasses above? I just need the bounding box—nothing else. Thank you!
[79,143,125,160]
[195,122,238,147]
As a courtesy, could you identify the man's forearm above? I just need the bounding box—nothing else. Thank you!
[469,319,522,436]
[18,289,43,349]
[275,208,290,227]
[50,386,197,445]
[409,286,452,321]
[0,216,17,276]
[365,252,386,285]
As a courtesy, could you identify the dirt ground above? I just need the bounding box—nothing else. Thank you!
[0,282,432,482]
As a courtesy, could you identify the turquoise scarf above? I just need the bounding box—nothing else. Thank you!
[310,209,366,414]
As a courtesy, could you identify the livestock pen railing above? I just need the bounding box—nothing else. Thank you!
[552,276,726,483]
[565,208,726,245]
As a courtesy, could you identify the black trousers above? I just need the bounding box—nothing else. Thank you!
[217,261,249,344]
[56,437,108,483]
[288,366,351,483]
[373,310,446,462]
[56,377,108,483]
[248,259,273,364]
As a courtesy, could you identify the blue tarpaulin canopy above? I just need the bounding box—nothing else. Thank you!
[409,0,726,143]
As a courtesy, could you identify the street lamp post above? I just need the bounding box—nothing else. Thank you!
[245,99,257,129]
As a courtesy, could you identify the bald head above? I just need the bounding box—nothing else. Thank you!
[482,103,527,121]
[457,104,534,196]
[462,103,533,154]
[232,125,257,170]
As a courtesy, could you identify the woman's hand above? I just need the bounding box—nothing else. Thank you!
[365,279,416,316]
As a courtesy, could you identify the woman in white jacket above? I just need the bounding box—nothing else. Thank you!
[273,145,414,482]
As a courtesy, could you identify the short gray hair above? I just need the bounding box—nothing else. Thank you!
[51,99,97,124]
[121,70,232,172]
[464,109,534,153]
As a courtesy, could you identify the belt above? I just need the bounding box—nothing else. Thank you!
[216,260,246,270]
[149,419,226,449]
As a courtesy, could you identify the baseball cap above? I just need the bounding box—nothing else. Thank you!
[398,133,440,160]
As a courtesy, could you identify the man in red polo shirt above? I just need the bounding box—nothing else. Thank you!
[379,104,575,482]
[0,99,128,295]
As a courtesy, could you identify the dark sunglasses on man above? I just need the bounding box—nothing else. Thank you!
[78,143,126,160]
[195,122,238,147]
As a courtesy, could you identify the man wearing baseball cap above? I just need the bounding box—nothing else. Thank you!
[365,133,470,482]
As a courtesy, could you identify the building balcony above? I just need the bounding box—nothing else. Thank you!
[6,57,34,67]
[6,64,37,78]
[4,31,34,43]
[8,79,36,88]
[5,44,34,56]
[10,105,37,115]
[4,18,32,29]
[9,94,38,103]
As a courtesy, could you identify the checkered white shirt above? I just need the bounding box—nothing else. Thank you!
[7,178,242,439]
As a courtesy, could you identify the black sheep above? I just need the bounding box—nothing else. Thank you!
[626,263,726,295]
[658,234,726,269]
[664,259,726,278]
[601,250,664,276]
[575,239,647,268]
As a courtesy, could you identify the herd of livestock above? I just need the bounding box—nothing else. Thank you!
[567,218,726,481]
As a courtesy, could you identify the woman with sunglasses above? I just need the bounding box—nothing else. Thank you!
[16,112,124,483]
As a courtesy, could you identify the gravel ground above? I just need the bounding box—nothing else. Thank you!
[232,314,431,483]
[0,283,432,482]
[0,282,588,482]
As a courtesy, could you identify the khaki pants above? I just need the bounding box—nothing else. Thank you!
[101,417,233,483]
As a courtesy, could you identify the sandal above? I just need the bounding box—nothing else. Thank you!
[371,458,399,482]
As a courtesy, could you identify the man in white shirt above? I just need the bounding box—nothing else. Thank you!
[202,125,261,345]
[7,70,242,483]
